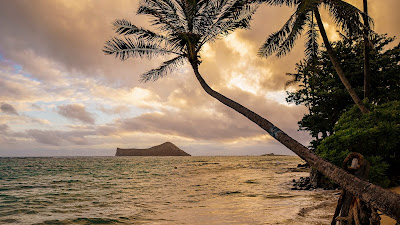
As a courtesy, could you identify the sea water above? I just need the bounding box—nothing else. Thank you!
[0,156,339,224]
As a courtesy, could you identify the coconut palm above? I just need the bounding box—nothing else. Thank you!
[104,0,400,221]
[258,0,370,113]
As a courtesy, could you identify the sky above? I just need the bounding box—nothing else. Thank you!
[0,0,399,156]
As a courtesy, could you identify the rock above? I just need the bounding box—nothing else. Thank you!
[297,163,310,168]
[115,142,191,156]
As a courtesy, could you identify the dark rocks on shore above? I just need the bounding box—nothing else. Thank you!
[290,163,338,191]
[291,176,316,191]
[297,163,309,168]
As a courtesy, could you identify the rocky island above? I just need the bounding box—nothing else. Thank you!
[115,142,191,156]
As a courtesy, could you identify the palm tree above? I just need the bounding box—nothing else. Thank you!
[104,0,400,221]
[258,0,370,113]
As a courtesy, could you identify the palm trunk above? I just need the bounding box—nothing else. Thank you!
[313,10,369,114]
[363,0,371,99]
[189,60,400,222]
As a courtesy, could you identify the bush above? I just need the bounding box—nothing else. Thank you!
[316,101,400,187]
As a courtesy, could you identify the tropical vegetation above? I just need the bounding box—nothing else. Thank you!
[286,34,400,187]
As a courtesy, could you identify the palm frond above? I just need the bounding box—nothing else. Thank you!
[112,19,169,43]
[137,0,185,33]
[258,14,296,57]
[103,37,182,60]
[258,0,320,58]
[157,0,187,28]
[322,0,366,36]
[192,0,221,36]
[260,0,300,7]
[199,1,258,47]
[275,11,308,57]
[304,12,319,62]
[140,55,186,82]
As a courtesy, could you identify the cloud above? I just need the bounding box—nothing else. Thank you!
[57,104,95,124]
[26,129,95,146]
[0,124,12,143]
[119,111,263,141]
[1,103,19,115]
[0,123,10,134]
[97,83,310,145]
[0,123,27,144]
[97,105,130,115]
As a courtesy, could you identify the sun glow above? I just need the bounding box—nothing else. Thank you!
[227,72,261,95]
[265,90,294,106]
[323,22,340,42]
[201,43,216,59]
[224,32,251,56]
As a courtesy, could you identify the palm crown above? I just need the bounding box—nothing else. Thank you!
[104,0,258,82]
[258,0,367,59]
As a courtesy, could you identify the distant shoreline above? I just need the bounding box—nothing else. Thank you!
[260,153,289,156]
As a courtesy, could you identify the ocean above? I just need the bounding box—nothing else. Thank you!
[0,156,339,224]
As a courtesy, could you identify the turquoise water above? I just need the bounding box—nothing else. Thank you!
[0,156,337,224]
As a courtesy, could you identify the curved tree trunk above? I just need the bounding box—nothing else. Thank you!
[189,60,400,222]
[363,0,371,100]
[313,10,369,114]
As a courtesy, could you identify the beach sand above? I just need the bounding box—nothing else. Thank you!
[381,187,400,225]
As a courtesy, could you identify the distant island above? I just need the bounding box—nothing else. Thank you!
[260,153,287,156]
[115,142,191,156]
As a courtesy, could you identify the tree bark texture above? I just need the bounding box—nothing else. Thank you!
[189,61,400,222]
[313,10,369,114]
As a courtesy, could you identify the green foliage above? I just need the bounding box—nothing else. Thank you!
[286,34,400,146]
[287,34,400,187]
[367,156,391,187]
[316,102,400,187]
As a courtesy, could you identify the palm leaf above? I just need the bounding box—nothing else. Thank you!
[113,19,169,43]
[137,0,185,33]
[304,12,319,62]
[322,0,366,36]
[199,2,258,47]
[258,0,318,59]
[103,37,182,60]
[140,55,186,82]
[275,10,308,57]
[258,0,299,7]
[258,13,296,57]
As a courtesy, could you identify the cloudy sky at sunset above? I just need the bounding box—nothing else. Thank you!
[1,0,399,156]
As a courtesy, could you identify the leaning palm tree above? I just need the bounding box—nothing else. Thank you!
[258,0,370,113]
[104,0,400,221]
